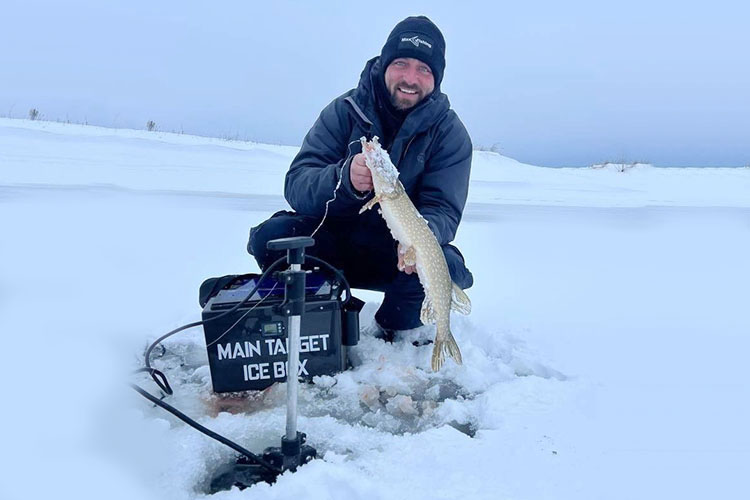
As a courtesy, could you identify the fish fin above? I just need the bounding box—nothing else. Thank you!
[451,282,472,315]
[358,195,381,214]
[420,296,436,325]
[431,329,463,371]
[401,245,416,267]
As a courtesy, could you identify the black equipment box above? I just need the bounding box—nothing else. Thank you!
[200,273,361,393]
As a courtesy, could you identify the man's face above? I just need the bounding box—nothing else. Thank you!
[384,57,435,110]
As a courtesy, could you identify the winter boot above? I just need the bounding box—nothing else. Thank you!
[361,320,397,343]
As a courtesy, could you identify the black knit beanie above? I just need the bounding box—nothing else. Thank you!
[379,16,446,87]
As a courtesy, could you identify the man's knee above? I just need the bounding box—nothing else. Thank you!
[247,211,320,267]
[443,244,473,289]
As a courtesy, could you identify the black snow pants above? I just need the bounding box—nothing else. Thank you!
[247,210,473,331]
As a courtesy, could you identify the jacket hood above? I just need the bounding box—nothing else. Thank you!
[351,57,451,138]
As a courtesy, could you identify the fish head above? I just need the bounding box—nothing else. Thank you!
[360,136,399,194]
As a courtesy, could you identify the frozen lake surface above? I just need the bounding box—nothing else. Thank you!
[1,118,748,500]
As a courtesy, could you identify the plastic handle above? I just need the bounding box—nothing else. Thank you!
[266,237,315,251]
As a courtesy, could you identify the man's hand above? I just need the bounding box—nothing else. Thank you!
[398,243,417,275]
[350,153,373,192]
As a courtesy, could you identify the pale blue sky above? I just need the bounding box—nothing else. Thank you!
[2,0,748,166]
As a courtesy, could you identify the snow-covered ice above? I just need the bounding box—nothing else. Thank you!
[1,118,748,500]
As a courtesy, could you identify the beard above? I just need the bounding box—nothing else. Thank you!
[387,81,425,110]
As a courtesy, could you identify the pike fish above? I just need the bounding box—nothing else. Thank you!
[359,137,471,371]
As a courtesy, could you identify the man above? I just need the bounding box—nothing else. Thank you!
[247,16,473,338]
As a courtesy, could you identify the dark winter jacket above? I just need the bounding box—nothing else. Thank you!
[284,57,472,247]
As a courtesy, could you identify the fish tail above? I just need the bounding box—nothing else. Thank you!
[431,329,463,371]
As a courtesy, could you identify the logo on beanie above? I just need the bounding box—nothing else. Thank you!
[401,35,432,49]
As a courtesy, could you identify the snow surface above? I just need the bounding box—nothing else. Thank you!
[1,117,749,500]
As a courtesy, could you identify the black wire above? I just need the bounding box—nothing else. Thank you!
[306,255,352,305]
[130,257,288,472]
[130,383,282,474]
[141,254,351,371]
[143,256,287,372]
[131,251,353,475]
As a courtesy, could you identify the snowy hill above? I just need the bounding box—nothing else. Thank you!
[1,118,748,500]
[4,118,748,208]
